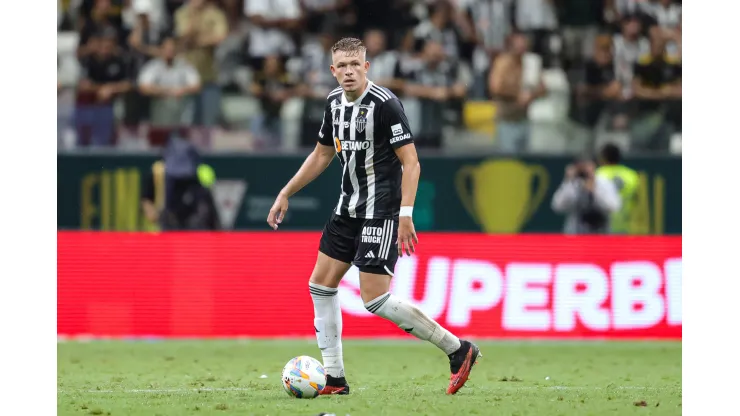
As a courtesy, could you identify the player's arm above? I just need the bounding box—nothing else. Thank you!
[278,142,335,200]
[383,99,420,256]
[267,104,336,229]
[394,143,421,215]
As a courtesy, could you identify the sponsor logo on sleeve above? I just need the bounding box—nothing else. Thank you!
[390,133,411,144]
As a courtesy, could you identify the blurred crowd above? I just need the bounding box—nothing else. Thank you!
[57,0,682,153]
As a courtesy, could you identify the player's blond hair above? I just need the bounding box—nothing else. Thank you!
[331,37,366,57]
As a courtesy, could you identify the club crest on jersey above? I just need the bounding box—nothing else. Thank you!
[355,113,367,133]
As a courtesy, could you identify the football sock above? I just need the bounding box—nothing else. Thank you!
[364,292,461,355]
[309,282,345,378]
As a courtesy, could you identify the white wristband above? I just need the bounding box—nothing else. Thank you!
[399,206,413,217]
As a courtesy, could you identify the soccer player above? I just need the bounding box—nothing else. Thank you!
[267,37,481,395]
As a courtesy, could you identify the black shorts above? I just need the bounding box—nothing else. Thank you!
[319,213,399,275]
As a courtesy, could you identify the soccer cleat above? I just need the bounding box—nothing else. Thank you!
[319,375,350,395]
[446,340,481,395]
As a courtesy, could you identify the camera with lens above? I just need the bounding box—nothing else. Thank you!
[573,157,595,181]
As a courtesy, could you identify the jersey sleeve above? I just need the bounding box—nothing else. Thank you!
[317,102,334,146]
[379,98,414,149]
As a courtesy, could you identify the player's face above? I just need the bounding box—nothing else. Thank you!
[330,51,370,92]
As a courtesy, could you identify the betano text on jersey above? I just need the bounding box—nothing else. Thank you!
[318,81,414,220]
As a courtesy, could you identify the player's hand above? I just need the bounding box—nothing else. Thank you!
[397,217,419,257]
[267,193,289,230]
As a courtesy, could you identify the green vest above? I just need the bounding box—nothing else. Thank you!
[597,165,640,233]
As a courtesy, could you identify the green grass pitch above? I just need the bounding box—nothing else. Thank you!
[57,340,681,415]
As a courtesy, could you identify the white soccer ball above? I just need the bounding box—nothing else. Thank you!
[281,355,327,399]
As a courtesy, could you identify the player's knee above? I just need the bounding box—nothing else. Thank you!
[359,266,392,306]
[363,291,391,314]
[309,273,338,288]
[309,281,338,298]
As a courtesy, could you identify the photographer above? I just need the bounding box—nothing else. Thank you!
[551,157,622,234]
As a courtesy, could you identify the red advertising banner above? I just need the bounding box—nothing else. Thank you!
[57,232,682,339]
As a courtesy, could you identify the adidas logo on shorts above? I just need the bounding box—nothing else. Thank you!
[365,251,375,259]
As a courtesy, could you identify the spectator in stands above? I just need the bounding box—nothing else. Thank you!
[213,0,250,91]
[488,32,546,153]
[78,0,125,26]
[458,0,513,99]
[663,18,681,61]
[403,39,469,148]
[298,33,336,99]
[122,0,167,34]
[303,0,351,35]
[642,0,681,30]
[166,0,187,26]
[352,0,413,43]
[58,0,65,29]
[630,32,681,150]
[365,29,401,90]
[75,33,132,146]
[558,0,603,68]
[578,35,625,129]
[297,33,337,147]
[251,56,294,149]
[174,0,228,127]
[77,0,125,57]
[612,14,649,97]
[643,0,681,60]
[634,31,681,97]
[219,0,244,29]
[138,37,202,126]
[126,4,168,127]
[551,155,621,234]
[459,0,512,58]
[389,30,423,96]
[128,3,166,61]
[411,0,462,60]
[514,0,559,68]
[58,55,80,148]
[603,0,646,32]
[244,0,302,69]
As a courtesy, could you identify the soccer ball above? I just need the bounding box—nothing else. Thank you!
[281,356,326,399]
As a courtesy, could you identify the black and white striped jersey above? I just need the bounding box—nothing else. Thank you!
[317,80,414,220]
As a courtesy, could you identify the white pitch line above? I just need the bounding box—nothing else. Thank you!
[58,386,668,395]
[59,387,250,394]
